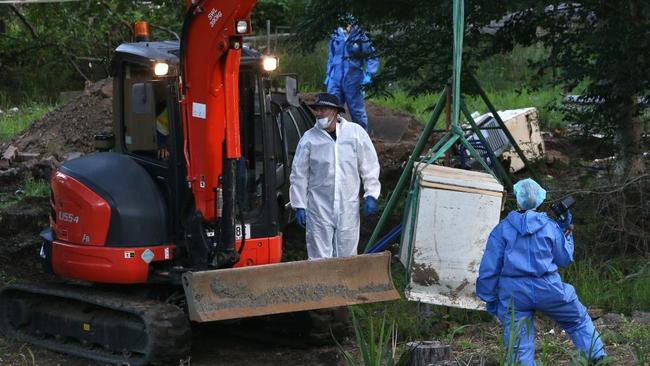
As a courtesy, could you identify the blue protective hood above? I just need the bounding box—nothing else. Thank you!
[504,210,548,235]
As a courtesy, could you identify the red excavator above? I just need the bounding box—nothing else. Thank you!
[0,1,398,364]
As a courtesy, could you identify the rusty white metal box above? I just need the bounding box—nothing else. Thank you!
[399,165,504,310]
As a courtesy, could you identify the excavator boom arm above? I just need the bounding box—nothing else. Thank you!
[181,0,256,220]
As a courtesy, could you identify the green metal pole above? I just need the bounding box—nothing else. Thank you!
[425,133,459,165]
[469,73,538,179]
[424,130,452,158]
[460,99,513,189]
[364,89,447,252]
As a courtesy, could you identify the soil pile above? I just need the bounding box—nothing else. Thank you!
[0,79,113,187]
[1,78,113,160]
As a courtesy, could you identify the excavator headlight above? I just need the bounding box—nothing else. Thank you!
[262,56,278,72]
[154,62,169,76]
[236,20,249,34]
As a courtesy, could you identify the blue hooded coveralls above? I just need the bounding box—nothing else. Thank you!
[325,26,379,130]
[477,211,606,365]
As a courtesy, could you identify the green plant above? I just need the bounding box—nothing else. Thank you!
[0,103,53,142]
[501,303,532,366]
[273,41,329,92]
[632,344,649,366]
[334,307,412,366]
[614,320,650,366]
[23,176,50,198]
[562,259,650,314]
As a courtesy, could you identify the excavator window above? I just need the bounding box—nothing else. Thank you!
[237,69,266,219]
[122,63,172,163]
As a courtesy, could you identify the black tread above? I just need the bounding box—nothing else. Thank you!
[0,282,191,365]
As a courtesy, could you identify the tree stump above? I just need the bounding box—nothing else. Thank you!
[406,341,452,366]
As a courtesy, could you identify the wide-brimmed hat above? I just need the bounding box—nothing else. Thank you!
[309,93,345,113]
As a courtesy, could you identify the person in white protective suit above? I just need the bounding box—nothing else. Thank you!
[289,93,380,259]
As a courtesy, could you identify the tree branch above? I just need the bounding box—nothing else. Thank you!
[149,23,180,41]
[9,4,38,39]
[97,0,134,38]
[64,54,90,82]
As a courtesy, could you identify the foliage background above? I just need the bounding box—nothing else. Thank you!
[0,1,184,103]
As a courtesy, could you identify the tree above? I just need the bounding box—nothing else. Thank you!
[251,0,306,33]
[0,0,184,102]
[298,0,649,175]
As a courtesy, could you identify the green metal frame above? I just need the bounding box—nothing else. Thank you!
[364,0,537,253]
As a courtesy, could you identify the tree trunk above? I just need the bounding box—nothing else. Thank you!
[407,341,453,366]
[616,96,644,176]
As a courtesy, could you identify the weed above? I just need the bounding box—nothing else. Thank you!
[334,307,412,366]
[501,303,531,366]
[22,176,50,198]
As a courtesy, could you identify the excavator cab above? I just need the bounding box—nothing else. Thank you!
[108,42,289,271]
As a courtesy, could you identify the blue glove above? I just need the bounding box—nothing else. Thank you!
[361,73,372,86]
[364,196,378,216]
[557,209,572,230]
[295,208,306,229]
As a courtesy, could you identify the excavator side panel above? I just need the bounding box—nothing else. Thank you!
[182,252,400,322]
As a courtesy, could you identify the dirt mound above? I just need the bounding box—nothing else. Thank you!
[2,79,113,160]
[0,79,113,185]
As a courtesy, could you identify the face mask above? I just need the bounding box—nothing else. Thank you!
[316,117,331,129]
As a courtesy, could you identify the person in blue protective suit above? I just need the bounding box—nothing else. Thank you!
[290,93,380,259]
[477,178,606,366]
[324,21,379,130]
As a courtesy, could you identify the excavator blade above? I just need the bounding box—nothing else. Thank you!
[182,252,400,322]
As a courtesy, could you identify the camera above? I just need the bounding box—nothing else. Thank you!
[550,195,575,221]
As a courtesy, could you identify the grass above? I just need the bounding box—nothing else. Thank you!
[22,176,50,198]
[0,103,53,142]
[0,176,49,211]
[334,307,409,366]
[604,319,650,365]
[349,257,650,365]
[275,41,329,92]
[371,44,566,130]
[370,86,565,130]
[562,258,650,315]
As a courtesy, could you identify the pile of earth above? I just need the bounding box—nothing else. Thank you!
[2,78,113,158]
[0,79,113,186]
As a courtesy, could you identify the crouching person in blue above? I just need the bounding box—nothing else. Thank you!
[476,178,606,365]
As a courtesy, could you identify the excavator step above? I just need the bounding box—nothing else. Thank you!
[0,282,191,366]
[182,252,400,322]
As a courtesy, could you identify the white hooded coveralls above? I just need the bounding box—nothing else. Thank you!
[289,116,380,259]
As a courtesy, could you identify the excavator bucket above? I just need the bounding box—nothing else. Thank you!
[182,252,400,322]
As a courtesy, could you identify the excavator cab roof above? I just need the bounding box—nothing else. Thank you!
[112,40,263,76]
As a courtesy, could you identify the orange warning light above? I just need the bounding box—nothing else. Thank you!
[134,21,150,42]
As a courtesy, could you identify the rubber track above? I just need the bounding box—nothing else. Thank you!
[0,282,191,365]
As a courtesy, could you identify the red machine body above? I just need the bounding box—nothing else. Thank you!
[181,0,256,220]
[49,169,281,284]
